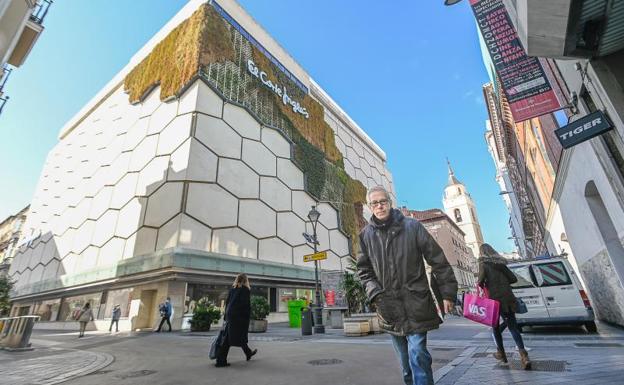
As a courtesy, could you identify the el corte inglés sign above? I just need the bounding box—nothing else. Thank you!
[247,59,309,119]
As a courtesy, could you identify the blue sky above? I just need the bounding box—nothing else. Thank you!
[0,0,515,252]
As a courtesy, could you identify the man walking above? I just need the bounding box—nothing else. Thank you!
[357,186,458,385]
[109,304,121,333]
[156,297,173,332]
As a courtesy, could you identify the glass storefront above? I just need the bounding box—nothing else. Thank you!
[185,284,230,314]
[58,292,102,321]
[278,288,313,312]
[101,288,132,319]
[32,299,61,321]
[184,284,270,314]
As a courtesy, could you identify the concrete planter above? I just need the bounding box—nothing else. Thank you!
[248,319,267,333]
[343,318,370,336]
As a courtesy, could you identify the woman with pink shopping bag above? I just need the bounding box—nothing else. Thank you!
[477,244,531,370]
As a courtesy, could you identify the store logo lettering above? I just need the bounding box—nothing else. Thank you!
[468,304,486,317]
[247,59,309,119]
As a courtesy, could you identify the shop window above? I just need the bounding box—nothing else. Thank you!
[32,299,61,321]
[101,288,132,319]
[278,288,313,312]
[58,292,102,321]
[184,283,230,314]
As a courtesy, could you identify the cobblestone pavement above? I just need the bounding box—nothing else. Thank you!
[0,348,113,385]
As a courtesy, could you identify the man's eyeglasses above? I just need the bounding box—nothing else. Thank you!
[369,199,389,208]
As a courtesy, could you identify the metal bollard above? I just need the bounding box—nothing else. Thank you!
[301,307,312,336]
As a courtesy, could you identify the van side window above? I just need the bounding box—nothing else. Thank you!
[509,265,536,288]
[533,262,572,287]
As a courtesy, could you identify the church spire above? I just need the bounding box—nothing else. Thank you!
[446,158,461,186]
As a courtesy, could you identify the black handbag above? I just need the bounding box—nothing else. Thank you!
[516,298,528,314]
[209,323,227,360]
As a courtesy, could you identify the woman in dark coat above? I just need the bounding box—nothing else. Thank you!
[478,244,531,370]
[215,273,258,367]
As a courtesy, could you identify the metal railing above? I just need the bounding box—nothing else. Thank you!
[0,65,11,94]
[30,0,52,25]
[0,96,9,116]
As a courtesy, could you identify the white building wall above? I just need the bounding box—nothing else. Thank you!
[553,58,624,325]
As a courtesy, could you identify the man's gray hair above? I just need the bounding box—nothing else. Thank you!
[367,185,392,204]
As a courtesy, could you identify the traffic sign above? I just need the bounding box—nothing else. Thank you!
[303,251,327,262]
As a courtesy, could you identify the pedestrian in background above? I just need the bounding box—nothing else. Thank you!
[478,243,531,370]
[215,273,258,367]
[109,304,121,333]
[156,297,173,332]
[357,186,458,385]
[77,302,93,338]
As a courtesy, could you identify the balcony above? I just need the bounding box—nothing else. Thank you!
[7,0,52,67]
[30,0,52,25]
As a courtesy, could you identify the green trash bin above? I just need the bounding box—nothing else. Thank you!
[287,300,306,328]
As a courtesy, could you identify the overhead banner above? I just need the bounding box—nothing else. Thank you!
[471,0,562,122]
[555,110,613,149]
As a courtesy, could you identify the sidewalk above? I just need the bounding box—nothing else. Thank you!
[435,321,624,384]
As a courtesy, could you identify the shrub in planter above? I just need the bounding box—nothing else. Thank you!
[189,297,221,332]
[249,295,270,333]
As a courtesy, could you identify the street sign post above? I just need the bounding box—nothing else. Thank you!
[303,251,327,263]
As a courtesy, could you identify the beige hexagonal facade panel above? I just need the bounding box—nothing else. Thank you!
[223,103,261,141]
[259,177,291,212]
[261,127,291,158]
[115,197,147,239]
[144,182,184,228]
[195,114,242,159]
[148,99,178,135]
[178,214,212,252]
[276,158,304,190]
[186,183,238,228]
[123,227,157,259]
[211,227,257,259]
[259,237,292,264]
[217,159,259,199]
[242,139,276,176]
[238,200,276,239]
[156,114,193,156]
[178,80,223,117]
[277,212,306,246]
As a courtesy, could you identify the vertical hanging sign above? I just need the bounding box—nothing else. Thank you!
[471,0,562,122]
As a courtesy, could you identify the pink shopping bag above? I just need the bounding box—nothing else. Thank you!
[463,286,500,327]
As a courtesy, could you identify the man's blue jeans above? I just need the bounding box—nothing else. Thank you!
[391,333,434,385]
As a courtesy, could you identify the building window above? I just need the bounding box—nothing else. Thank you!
[454,209,463,222]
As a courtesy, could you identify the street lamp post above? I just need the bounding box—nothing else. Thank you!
[307,205,325,334]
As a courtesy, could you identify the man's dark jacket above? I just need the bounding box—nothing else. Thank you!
[357,209,458,335]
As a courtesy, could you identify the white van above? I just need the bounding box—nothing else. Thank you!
[508,256,597,333]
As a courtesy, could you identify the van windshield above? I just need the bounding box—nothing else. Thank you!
[509,265,536,288]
